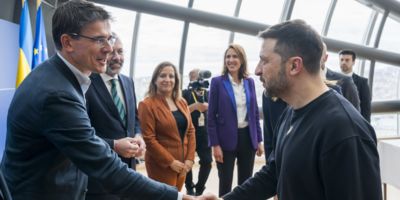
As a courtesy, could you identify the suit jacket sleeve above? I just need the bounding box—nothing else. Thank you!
[342,78,361,111]
[131,79,142,135]
[359,78,371,122]
[207,78,220,146]
[42,91,178,200]
[251,78,263,143]
[138,101,176,167]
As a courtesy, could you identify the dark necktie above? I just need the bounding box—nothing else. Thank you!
[110,79,126,126]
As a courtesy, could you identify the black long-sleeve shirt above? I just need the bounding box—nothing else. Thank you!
[224,90,381,200]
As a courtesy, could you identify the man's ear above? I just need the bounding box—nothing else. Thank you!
[60,34,74,52]
[289,57,302,75]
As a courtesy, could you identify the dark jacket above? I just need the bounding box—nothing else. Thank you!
[85,73,141,199]
[352,73,372,122]
[1,55,177,200]
[326,68,360,110]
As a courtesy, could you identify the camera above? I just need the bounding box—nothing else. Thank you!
[188,70,211,90]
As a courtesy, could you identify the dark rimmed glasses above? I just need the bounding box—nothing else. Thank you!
[69,33,116,47]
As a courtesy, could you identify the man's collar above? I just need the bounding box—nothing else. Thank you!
[100,73,118,83]
[343,72,353,77]
[57,52,91,94]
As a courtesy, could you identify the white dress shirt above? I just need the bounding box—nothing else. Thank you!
[228,74,248,128]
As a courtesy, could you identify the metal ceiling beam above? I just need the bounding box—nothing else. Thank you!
[372,101,400,113]
[93,0,267,36]
[93,0,400,67]
[356,0,400,22]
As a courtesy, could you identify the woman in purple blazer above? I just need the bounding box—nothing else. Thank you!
[207,44,263,197]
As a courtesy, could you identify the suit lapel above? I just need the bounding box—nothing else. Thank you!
[352,73,359,85]
[243,78,250,112]
[222,76,237,113]
[91,74,123,126]
[119,75,131,131]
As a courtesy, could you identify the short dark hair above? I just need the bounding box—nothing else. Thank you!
[52,0,111,50]
[258,19,323,75]
[338,49,356,61]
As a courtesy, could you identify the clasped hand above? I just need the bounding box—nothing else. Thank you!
[170,160,194,175]
[114,136,146,158]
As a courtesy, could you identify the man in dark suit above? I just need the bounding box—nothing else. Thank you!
[0,1,193,200]
[201,19,381,200]
[321,43,360,111]
[261,94,286,162]
[85,35,145,200]
[339,49,372,122]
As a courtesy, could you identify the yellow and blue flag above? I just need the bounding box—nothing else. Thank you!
[32,0,48,69]
[16,0,33,87]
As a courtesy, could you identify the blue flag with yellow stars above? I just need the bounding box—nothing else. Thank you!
[32,0,48,69]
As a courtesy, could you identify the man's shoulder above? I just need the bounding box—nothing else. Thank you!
[353,73,368,83]
[119,74,131,81]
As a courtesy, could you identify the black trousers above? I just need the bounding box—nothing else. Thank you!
[185,126,212,191]
[216,127,256,197]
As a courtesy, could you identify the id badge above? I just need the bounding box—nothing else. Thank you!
[198,113,205,127]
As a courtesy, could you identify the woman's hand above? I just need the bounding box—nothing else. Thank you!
[184,160,194,172]
[212,145,223,163]
[256,143,264,157]
[170,160,185,173]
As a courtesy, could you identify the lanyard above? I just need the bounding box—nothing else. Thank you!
[191,90,204,103]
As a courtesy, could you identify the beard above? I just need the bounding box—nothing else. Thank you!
[106,60,123,76]
[265,64,288,98]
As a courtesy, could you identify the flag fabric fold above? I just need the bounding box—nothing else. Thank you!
[32,0,48,69]
[16,0,33,87]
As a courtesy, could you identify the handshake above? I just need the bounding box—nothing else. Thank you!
[183,193,222,200]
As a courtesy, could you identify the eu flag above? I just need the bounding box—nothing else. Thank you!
[32,0,48,69]
[16,0,33,87]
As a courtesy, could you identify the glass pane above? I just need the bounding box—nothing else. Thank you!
[134,14,184,101]
[328,1,372,44]
[371,114,398,138]
[193,0,237,16]
[183,24,230,88]
[100,5,136,77]
[379,17,400,52]
[372,63,400,101]
[291,0,331,33]
[239,1,285,25]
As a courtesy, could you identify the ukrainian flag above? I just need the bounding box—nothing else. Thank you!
[32,0,48,69]
[16,0,33,87]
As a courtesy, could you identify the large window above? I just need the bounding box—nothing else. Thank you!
[379,17,400,52]
[193,0,237,16]
[373,63,400,101]
[134,14,184,101]
[100,5,136,77]
[290,0,331,33]
[328,1,371,44]
[239,1,285,25]
[183,24,231,88]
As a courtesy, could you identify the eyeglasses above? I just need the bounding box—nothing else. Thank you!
[69,33,116,47]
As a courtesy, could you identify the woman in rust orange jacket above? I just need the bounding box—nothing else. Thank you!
[138,61,196,190]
